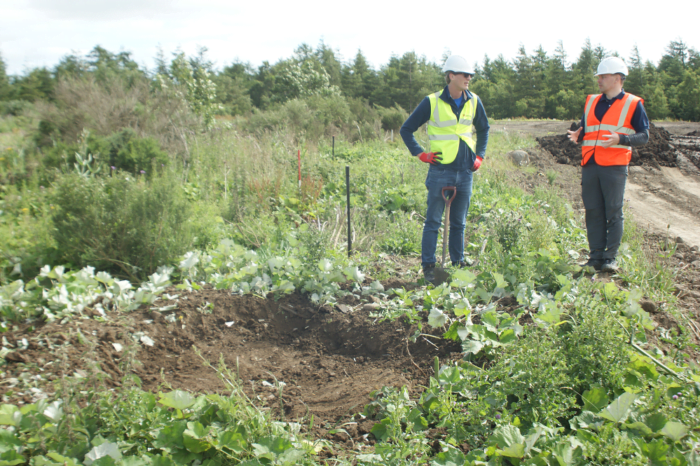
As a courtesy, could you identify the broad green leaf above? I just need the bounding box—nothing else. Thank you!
[428,308,447,327]
[369,420,390,442]
[431,448,466,466]
[499,328,517,344]
[422,393,440,411]
[623,422,653,436]
[0,430,21,453]
[408,408,428,432]
[599,392,635,423]
[84,442,121,466]
[218,430,247,453]
[570,411,605,430]
[0,406,20,427]
[452,269,476,285]
[43,401,63,422]
[277,448,306,465]
[482,311,500,331]
[499,443,525,458]
[492,272,507,290]
[661,421,688,442]
[628,355,659,380]
[491,425,525,449]
[644,413,667,433]
[462,340,484,355]
[154,421,187,450]
[183,422,212,453]
[642,439,669,464]
[159,390,195,410]
[582,387,608,413]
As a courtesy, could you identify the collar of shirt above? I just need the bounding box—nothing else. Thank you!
[600,90,626,104]
[440,86,472,103]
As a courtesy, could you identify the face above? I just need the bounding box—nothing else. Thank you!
[450,72,473,91]
[597,73,620,93]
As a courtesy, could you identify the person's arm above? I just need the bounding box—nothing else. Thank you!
[400,97,432,156]
[620,101,649,146]
[473,97,490,157]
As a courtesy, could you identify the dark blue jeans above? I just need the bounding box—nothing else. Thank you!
[422,166,474,265]
[581,164,628,260]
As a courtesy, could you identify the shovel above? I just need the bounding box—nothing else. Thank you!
[431,186,456,286]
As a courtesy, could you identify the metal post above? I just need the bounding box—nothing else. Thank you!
[346,165,351,257]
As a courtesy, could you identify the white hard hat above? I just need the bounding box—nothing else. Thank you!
[442,55,475,75]
[595,57,629,76]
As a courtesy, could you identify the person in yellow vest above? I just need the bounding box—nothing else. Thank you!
[567,57,649,273]
[400,55,490,283]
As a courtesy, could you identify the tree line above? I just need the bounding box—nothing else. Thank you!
[1,38,699,124]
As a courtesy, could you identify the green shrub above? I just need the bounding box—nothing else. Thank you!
[0,100,33,117]
[50,172,215,280]
[376,103,408,131]
[41,129,169,175]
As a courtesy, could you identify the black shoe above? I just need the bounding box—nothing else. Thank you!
[452,261,469,268]
[583,258,604,271]
[423,264,436,283]
[601,259,618,273]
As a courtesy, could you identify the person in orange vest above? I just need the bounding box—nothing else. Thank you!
[567,57,649,273]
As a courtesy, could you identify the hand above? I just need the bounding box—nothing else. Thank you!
[600,132,620,148]
[567,127,582,144]
[472,156,483,171]
[418,152,442,165]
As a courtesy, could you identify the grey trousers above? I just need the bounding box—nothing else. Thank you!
[581,164,628,261]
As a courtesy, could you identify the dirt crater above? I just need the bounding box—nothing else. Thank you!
[1,288,461,428]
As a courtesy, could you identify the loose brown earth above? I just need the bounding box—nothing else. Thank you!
[1,286,461,436]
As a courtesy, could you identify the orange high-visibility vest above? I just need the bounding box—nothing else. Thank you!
[581,93,643,166]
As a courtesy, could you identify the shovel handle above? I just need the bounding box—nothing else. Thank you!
[441,186,456,206]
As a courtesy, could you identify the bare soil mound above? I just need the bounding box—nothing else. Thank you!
[0,288,461,430]
[536,122,676,168]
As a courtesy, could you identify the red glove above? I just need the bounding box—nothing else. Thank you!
[472,156,483,171]
[418,152,442,165]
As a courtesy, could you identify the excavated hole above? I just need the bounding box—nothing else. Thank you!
[128,289,461,427]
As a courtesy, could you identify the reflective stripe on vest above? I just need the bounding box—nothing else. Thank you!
[581,92,642,166]
[427,91,478,164]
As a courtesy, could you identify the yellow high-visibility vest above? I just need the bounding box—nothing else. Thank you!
[427,91,478,164]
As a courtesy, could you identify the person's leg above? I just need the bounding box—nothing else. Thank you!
[599,165,628,260]
[422,169,457,266]
[581,164,606,262]
[448,169,473,264]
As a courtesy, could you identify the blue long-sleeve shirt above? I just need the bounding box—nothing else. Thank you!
[400,86,490,172]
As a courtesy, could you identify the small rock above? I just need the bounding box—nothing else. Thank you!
[508,150,530,166]
[557,156,569,164]
[692,260,700,269]
[640,300,658,314]
[336,304,351,314]
[369,295,381,303]
[676,236,685,244]
[690,245,699,252]
[363,303,380,311]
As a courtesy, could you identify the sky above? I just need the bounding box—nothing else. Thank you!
[1,0,696,76]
